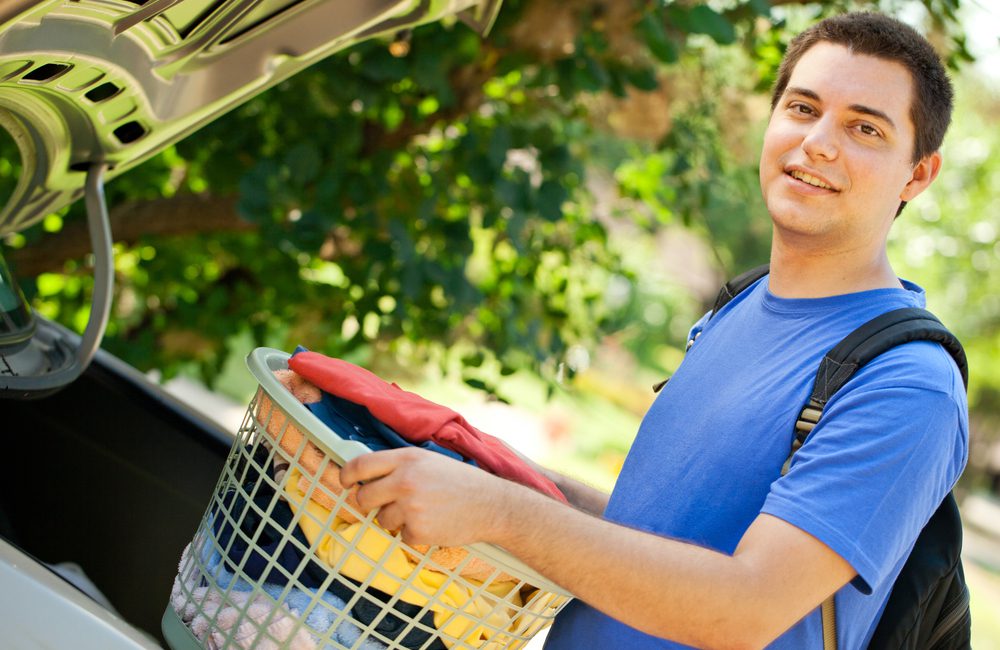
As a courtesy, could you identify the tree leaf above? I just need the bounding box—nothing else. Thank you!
[536,180,567,221]
[624,66,660,91]
[636,12,678,64]
[496,178,528,211]
[687,5,736,45]
[285,143,322,185]
[463,377,488,391]
[488,125,512,168]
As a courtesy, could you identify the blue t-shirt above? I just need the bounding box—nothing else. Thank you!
[544,277,968,649]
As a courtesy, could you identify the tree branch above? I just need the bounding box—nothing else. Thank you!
[6,194,252,277]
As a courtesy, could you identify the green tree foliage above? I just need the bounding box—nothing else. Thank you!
[888,74,1000,446]
[0,0,975,398]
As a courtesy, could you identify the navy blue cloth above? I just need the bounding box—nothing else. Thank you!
[331,577,446,650]
[213,446,445,650]
[213,448,328,589]
[292,346,474,466]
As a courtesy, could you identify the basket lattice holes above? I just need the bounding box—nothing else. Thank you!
[170,382,570,650]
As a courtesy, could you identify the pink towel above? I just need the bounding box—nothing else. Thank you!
[170,544,314,650]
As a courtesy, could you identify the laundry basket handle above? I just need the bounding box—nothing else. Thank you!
[246,347,372,466]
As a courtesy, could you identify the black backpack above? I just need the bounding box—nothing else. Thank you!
[666,265,972,649]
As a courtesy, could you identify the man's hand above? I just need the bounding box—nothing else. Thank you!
[339,448,514,548]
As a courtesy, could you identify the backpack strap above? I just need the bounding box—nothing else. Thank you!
[652,264,770,392]
[710,263,770,316]
[790,308,968,459]
[781,307,967,650]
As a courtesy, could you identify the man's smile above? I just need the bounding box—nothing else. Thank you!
[783,165,840,193]
[789,170,836,190]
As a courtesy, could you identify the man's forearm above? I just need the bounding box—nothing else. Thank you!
[498,441,609,515]
[484,481,849,650]
[340,448,853,649]
[540,468,609,516]
[485,483,766,649]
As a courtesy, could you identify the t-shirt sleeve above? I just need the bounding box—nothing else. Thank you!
[760,358,967,594]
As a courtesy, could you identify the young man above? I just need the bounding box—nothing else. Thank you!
[340,12,968,648]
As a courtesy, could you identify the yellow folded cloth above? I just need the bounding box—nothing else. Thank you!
[282,467,524,646]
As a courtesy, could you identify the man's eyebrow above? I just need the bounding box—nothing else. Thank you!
[848,104,896,131]
[785,86,821,102]
[784,86,897,131]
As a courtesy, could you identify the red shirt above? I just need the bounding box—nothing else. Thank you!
[288,352,567,503]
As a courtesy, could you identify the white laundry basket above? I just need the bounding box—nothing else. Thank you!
[162,347,572,650]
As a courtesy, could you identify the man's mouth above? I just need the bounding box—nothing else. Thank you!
[788,169,837,191]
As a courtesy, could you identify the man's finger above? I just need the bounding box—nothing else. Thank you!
[373,502,405,535]
[353,472,406,513]
[340,448,410,488]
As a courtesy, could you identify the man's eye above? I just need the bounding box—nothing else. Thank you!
[789,102,814,115]
[858,123,881,137]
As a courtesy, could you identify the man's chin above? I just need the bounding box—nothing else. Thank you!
[767,204,833,237]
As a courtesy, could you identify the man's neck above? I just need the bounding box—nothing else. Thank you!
[768,241,903,299]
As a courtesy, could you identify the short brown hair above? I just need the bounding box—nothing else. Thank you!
[770,12,953,164]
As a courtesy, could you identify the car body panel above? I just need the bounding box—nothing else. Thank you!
[0,0,500,235]
[1,537,162,648]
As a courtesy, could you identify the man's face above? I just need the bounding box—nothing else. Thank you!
[759,42,938,253]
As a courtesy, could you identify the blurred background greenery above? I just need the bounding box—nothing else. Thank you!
[1,0,998,644]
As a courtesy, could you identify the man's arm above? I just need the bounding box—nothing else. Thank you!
[500,441,609,515]
[542,469,609,515]
[340,448,856,650]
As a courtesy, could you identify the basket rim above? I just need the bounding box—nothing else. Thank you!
[245,346,573,598]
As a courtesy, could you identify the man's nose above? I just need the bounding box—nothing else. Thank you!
[800,116,839,161]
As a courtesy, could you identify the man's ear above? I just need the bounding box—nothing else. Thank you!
[900,151,942,202]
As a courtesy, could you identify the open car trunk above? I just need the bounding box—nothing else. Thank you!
[0,341,233,644]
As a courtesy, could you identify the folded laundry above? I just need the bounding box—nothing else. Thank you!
[283,466,530,648]
[170,542,319,650]
[264,368,512,583]
[281,351,470,466]
[256,386,365,523]
[185,539,399,649]
[212,482,330,590]
[274,369,322,404]
[332,576,446,650]
[167,350,571,650]
[304,387,469,463]
[287,351,566,503]
[213,446,446,650]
